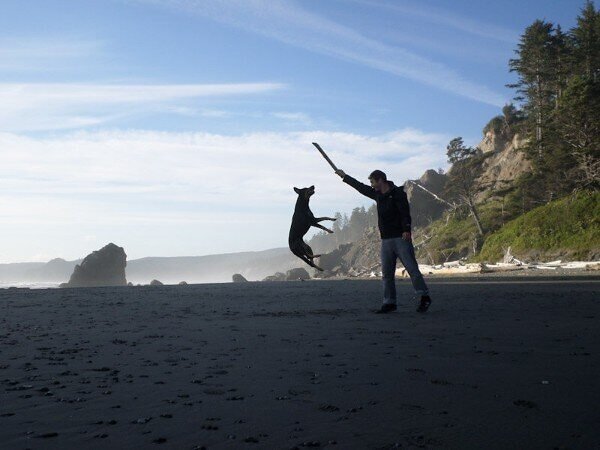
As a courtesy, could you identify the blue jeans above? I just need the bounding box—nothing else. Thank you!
[381,237,429,304]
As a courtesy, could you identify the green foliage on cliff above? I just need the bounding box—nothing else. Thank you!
[478,191,600,261]
[415,199,508,263]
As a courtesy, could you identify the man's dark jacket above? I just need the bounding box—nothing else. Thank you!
[342,174,411,239]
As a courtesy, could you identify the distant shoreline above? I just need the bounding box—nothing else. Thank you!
[2,269,599,290]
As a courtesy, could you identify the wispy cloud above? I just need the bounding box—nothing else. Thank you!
[379,28,510,67]
[0,82,286,131]
[0,127,450,261]
[0,37,105,71]
[272,111,311,124]
[0,127,449,215]
[352,0,518,43]
[136,0,506,106]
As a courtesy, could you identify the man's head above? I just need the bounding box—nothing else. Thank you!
[368,170,388,191]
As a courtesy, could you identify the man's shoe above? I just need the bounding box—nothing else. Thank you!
[416,295,432,313]
[375,303,397,314]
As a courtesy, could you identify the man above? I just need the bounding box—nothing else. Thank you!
[335,169,432,313]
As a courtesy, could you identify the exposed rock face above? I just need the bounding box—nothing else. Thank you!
[478,130,507,154]
[317,243,354,275]
[404,169,449,228]
[285,268,310,281]
[262,272,286,282]
[316,228,381,278]
[63,243,127,287]
[232,274,248,282]
[150,279,163,286]
[406,132,531,211]
[474,133,531,202]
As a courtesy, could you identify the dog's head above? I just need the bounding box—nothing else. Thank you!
[293,185,315,200]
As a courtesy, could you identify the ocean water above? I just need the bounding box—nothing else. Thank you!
[0,281,61,289]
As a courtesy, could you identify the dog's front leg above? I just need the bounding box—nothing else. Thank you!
[313,223,334,234]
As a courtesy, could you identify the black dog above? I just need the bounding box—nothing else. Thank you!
[289,186,336,271]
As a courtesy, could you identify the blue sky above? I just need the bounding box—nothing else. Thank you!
[0,0,582,262]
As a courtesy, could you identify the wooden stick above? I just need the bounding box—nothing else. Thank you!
[312,142,339,171]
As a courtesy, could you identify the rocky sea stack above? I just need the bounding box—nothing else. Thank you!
[285,268,310,281]
[262,272,286,282]
[62,243,127,288]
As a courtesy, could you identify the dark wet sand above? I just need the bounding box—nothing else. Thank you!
[1,278,599,449]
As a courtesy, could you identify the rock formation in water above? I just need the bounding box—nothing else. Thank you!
[262,272,286,282]
[232,274,248,282]
[62,243,127,288]
[285,268,310,281]
[150,279,163,286]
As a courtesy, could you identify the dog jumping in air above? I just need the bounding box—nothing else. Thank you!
[288,185,336,271]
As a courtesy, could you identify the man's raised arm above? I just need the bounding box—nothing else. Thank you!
[335,170,377,200]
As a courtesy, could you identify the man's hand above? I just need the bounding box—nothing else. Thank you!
[402,231,412,242]
[335,169,346,178]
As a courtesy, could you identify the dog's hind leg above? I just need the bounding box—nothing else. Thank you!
[307,260,324,271]
[291,241,323,271]
[301,255,324,271]
[311,262,324,271]
[302,243,324,269]
[302,242,321,259]
[289,240,306,257]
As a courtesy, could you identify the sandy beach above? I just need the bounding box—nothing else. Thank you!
[1,277,599,449]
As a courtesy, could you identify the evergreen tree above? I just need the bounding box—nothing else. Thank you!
[572,1,600,80]
[446,137,477,163]
[367,204,378,227]
[549,24,573,107]
[508,20,558,158]
[332,212,344,235]
[348,206,368,241]
[501,103,524,136]
[482,103,524,138]
[445,137,485,238]
[552,75,600,190]
[308,208,373,252]
[506,11,600,202]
